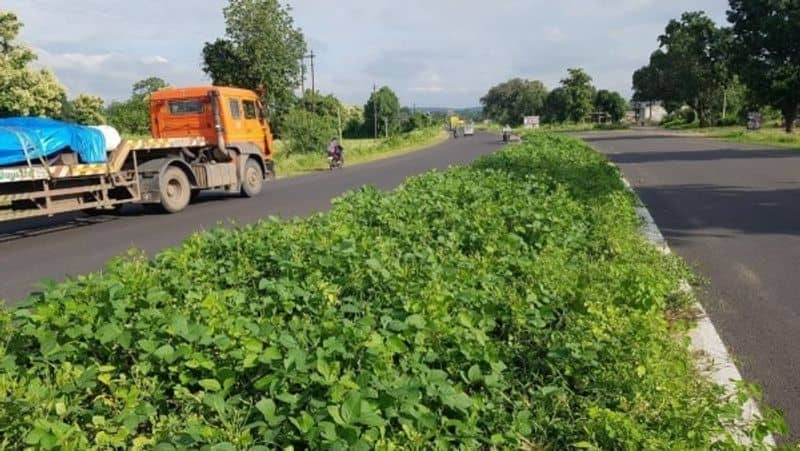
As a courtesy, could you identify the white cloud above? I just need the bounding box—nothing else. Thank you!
[33,48,206,100]
[141,56,169,65]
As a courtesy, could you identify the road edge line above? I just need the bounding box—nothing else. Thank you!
[618,175,776,447]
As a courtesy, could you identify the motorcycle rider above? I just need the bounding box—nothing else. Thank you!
[327,137,343,165]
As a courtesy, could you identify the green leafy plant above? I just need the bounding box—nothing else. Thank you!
[0,134,784,449]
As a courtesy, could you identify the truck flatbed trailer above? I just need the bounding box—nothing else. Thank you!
[0,137,231,222]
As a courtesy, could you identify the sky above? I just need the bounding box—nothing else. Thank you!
[5,0,729,108]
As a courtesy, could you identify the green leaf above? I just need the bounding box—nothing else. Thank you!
[467,364,482,383]
[277,392,299,405]
[199,379,221,392]
[96,323,123,344]
[256,398,284,426]
[327,405,346,426]
[319,421,338,441]
[210,443,236,451]
[171,315,189,339]
[261,346,282,362]
[341,392,362,424]
[573,442,596,449]
[289,411,314,434]
[443,392,473,411]
[153,344,176,362]
[405,314,426,329]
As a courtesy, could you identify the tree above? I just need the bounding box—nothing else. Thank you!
[105,77,169,136]
[632,50,684,115]
[657,12,731,127]
[342,105,365,138]
[62,94,105,125]
[560,68,595,123]
[281,108,335,155]
[401,111,434,133]
[132,77,168,99]
[364,86,400,137]
[202,0,306,129]
[544,87,570,123]
[0,12,65,117]
[594,90,628,123]
[480,78,548,126]
[728,0,800,132]
[298,90,342,120]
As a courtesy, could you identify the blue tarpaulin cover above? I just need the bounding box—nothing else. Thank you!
[0,117,107,166]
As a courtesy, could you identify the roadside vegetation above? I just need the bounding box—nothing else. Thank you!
[666,125,800,148]
[0,134,784,449]
[274,127,447,176]
[480,69,629,130]
[633,3,799,134]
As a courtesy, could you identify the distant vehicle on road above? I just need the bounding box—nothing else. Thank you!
[463,122,475,137]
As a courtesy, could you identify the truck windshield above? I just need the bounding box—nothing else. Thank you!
[169,100,204,115]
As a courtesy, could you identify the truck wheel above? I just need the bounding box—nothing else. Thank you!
[159,166,191,213]
[241,158,264,198]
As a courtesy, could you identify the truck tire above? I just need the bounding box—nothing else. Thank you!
[159,166,191,213]
[241,158,264,198]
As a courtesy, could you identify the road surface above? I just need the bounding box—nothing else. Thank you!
[0,132,502,305]
[582,129,800,441]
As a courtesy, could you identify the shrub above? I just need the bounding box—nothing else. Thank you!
[281,108,336,156]
[0,134,781,449]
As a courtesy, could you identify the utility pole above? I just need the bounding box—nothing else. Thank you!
[722,90,728,121]
[302,50,316,113]
[337,107,343,143]
[373,84,378,140]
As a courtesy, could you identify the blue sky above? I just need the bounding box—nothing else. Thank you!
[5,0,728,108]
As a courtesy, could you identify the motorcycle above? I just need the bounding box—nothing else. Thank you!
[328,147,344,170]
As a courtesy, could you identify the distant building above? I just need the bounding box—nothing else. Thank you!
[632,101,667,125]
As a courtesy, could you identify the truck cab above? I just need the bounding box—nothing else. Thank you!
[150,86,275,160]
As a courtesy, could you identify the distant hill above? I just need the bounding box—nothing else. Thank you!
[414,106,482,115]
[410,107,483,120]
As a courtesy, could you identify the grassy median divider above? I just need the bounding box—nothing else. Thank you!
[0,134,782,449]
[274,128,448,177]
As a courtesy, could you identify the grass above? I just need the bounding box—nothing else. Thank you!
[273,127,448,177]
[666,124,800,148]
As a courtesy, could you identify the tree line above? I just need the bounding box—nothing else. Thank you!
[480,69,628,127]
[633,1,799,132]
[0,1,434,154]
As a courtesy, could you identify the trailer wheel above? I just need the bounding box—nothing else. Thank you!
[241,158,264,198]
[159,166,191,213]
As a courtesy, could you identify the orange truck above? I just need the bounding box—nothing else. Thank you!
[0,86,276,222]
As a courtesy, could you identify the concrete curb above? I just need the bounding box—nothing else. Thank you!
[619,176,776,447]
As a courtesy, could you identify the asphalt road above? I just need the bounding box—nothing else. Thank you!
[581,129,800,441]
[0,132,502,305]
